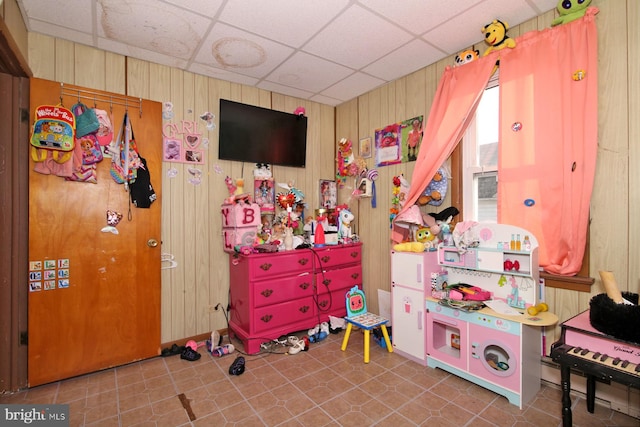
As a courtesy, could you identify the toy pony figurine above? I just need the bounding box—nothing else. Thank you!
[337,208,355,241]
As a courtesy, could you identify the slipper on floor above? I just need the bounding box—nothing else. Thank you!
[180,346,201,361]
[229,356,245,375]
[161,344,184,357]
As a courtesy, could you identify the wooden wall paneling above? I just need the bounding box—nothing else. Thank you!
[316,104,335,211]
[168,67,187,340]
[629,0,640,294]
[148,62,174,343]
[208,78,231,329]
[27,33,54,81]
[54,38,74,84]
[105,52,126,95]
[180,71,198,337]
[127,57,150,99]
[590,0,629,299]
[193,73,213,334]
[74,44,105,89]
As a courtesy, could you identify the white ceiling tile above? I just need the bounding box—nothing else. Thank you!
[309,93,343,107]
[218,0,349,48]
[96,0,212,59]
[189,63,260,86]
[363,39,444,81]
[264,51,354,93]
[98,37,189,70]
[361,0,479,35]
[256,81,315,100]
[320,72,385,102]
[193,22,294,79]
[164,0,225,16]
[18,0,92,33]
[303,4,414,69]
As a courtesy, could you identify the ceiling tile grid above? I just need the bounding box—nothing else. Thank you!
[17,0,559,106]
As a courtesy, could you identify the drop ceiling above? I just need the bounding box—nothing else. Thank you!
[16,0,558,106]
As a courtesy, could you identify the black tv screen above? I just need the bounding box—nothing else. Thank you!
[218,99,307,168]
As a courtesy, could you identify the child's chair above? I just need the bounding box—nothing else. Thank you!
[341,285,393,363]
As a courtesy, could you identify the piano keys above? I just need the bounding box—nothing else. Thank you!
[551,310,640,427]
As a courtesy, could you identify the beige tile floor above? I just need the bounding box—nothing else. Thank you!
[1,331,638,426]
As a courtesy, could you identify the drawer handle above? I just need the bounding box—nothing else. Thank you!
[322,279,331,286]
[350,251,359,258]
[299,282,310,290]
[299,305,310,313]
[260,314,273,323]
[318,300,328,308]
[261,289,273,298]
[351,273,359,279]
[259,263,272,271]
[321,256,330,263]
[298,258,309,265]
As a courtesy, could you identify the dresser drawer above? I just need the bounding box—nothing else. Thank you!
[253,297,315,333]
[248,251,312,279]
[316,264,361,294]
[314,243,361,269]
[315,283,358,317]
[253,273,313,308]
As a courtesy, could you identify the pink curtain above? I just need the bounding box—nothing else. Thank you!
[498,8,598,275]
[393,9,598,276]
[391,55,498,243]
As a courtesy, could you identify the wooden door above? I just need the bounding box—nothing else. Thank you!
[27,78,162,386]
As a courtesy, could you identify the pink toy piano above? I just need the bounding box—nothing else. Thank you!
[551,310,640,427]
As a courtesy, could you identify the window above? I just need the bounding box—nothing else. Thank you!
[462,85,499,222]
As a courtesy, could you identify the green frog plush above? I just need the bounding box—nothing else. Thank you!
[551,0,592,26]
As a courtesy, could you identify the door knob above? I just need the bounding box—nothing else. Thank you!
[147,238,159,247]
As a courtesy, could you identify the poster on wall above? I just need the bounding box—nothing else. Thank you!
[319,179,337,209]
[401,115,423,162]
[375,123,401,167]
[374,115,424,166]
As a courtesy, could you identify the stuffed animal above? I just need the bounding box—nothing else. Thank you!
[423,206,460,244]
[393,241,426,253]
[337,207,355,240]
[482,19,516,56]
[418,168,448,206]
[415,226,437,249]
[551,0,592,26]
[454,49,480,66]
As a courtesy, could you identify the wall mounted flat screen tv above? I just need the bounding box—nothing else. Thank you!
[218,99,308,168]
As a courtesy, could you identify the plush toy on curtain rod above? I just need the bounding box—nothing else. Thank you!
[481,19,516,56]
[551,0,591,26]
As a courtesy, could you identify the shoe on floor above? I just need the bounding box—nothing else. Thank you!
[180,346,201,361]
[161,343,184,357]
[229,356,245,375]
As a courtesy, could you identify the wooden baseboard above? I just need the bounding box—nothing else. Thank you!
[160,329,228,349]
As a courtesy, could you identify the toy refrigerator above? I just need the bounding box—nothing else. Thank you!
[391,250,441,365]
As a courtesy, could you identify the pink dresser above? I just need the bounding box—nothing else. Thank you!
[228,243,362,354]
